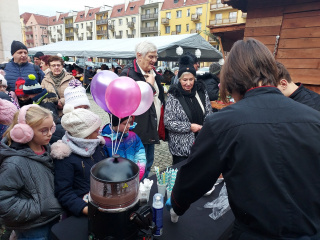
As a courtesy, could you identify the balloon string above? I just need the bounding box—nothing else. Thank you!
[109,113,114,156]
[114,116,131,154]
[113,117,121,155]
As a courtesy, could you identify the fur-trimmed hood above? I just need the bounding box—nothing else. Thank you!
[168,80,207,98]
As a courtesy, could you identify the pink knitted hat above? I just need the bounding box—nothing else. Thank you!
[0,99,18,125]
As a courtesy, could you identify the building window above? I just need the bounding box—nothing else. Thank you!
[196,7,202,15]
[132,17,136,23]
[80,14,84,18]
[155,21,158,27]
[229,11,237,19]
[196,23,202,30]
[166,12,171,19]
[89,13,92,16]
[165,26,170,34]
[217,0,222,3]
[216,13,222,20]
[186,24,189,32]
[146,22,151,27]
[117,8,122,12]
[130,6,135,10]
[176,25,181,33]
[176,10,182,18]
[186,9,190,17]
[146,9,150,14]
[133,29,136,35]
[119,30,123,37]
[119,19,123,25]
[76,24,79,28]
[81,23,83,29]
[174,0,179,3]
[154,8,158,14]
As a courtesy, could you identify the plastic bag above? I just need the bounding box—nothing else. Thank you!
[204,183,230,220]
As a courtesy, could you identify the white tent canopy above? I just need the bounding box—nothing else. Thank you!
[28,34,222,62]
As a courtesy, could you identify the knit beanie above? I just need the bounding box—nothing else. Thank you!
[11,40,28,56]
[0,99,18,125]
[178,55,196,78]
[61,104,101,138]
[111,115,129,127]
[34,52,44,59]
[209,62,222,75]
[23,74,42,95]
[15,77,26,97]
[64,79,90,108]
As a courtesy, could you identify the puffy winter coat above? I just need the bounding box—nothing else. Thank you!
[3,59,44,91]
[197,73,220,101]
[0,138,63,230]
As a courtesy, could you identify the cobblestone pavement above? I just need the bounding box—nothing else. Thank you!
[87,93,173,176]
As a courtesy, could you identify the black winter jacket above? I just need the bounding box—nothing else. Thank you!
[171,87,320,239]
[120,60,165,144]
[289,83,320,112]
[196,73,220,101]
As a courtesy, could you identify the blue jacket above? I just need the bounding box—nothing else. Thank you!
[101,123,146,177]
[52,144,107,216]
[3,59,44,91]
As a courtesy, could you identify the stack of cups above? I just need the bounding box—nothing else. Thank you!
[157,182,166,198]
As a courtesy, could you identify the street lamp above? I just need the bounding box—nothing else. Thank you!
[195,49,201,58]
[176,46,183,55]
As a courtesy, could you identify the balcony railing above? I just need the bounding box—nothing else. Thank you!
[50,38,56,43]
[73,27,78,33]
[115,35,122,39]
[78,37,83,41]
[65,23,73,28]
[191,13,201,21]
[87,26,92,32]
[57,37,62,41]
[97,30,108,36]
[210,3,232,11]
[209,17,237,25]
[96,19,108,25]
[65,32,74,37]
[141,27,158,33]
[87,36,92,40]
[161,18,169,25]
[25,31,33,35]
[190,29,200,34]
[57,29,62,34]
[141,13,158,21]
[171,31,178,35]
[127,22,135,29]
[127,34,134,38]
[26,39,34,43]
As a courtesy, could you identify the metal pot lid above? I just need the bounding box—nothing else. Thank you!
[91,154,139,183]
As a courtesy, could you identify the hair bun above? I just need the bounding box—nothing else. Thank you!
[63,104,75,114]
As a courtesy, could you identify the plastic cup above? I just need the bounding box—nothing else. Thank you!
[166,189,172,199]
[157,182,166,198]
[170,209,179,223]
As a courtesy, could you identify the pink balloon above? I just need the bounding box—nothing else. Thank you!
[132,81,154,116]
[90,70,118,113]
[105,77,141,118]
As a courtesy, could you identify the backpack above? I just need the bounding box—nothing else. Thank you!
[0,63,42,83]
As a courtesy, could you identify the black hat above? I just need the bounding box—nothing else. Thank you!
[185,52,198,64]
[209,62,222,75]
[111,115,130,127]
[178,55,196,78]
[34,52,44,59]
[11,40,28,56]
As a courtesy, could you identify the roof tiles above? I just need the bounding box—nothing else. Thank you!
[162,0,209,10]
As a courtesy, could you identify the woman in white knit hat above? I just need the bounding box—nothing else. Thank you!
[50,104,107,217]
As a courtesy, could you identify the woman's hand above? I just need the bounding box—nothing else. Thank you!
[190,124,202,133]
[82,206,88,215]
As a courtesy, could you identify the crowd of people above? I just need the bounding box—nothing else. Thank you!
[1,37,320,240]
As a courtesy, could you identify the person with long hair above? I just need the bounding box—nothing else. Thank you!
[166,39,320,239]
[0,105,62,239]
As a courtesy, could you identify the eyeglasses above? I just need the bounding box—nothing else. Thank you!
[40,124,56,136]
[50,64,62,68]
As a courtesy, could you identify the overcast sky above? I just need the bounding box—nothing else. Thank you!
[18,0,124,16]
